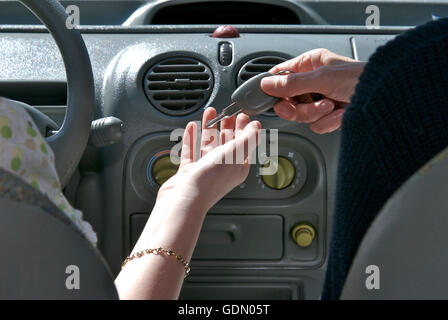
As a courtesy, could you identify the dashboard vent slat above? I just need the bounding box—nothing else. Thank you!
[160,101,197,110]
[144,57,214,116]
[148,73,210,81]
[148,81,210,90]
[237,55,289,116]
[153,65,206,73]
[245,64,279,72]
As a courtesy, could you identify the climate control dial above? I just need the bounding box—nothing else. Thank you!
[147,151,180,187]
[261,156,295,190]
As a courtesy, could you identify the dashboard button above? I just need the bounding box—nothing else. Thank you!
[218,42,233,66]
[212,25,240,38]
[291,223,316,248]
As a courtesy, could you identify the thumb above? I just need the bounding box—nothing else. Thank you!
[261,70,329,98]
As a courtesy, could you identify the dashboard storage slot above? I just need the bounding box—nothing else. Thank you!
[150,2,300,25]
[130,214,283,260]
[193,215,283,260]
[180,278,302,300]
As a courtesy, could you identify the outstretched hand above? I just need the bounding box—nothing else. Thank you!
[156,107,262,213]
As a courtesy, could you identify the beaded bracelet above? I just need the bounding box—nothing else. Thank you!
[121,247,191,278]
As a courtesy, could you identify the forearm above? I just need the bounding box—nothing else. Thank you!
[115,199,207,300]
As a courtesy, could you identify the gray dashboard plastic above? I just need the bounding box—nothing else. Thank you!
[0,28,398,299]
[0,0,144,25]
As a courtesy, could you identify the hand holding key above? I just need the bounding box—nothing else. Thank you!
[206,70,328,129]
[260,48,366,134]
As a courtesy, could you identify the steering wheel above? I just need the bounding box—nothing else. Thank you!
[19,0,94,187]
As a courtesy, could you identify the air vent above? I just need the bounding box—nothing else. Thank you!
[237,56,288,116]
[144,57,213,116]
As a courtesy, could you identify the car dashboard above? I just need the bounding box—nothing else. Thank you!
[0,0,443,300]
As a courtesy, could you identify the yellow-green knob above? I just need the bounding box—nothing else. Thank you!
[261,156,295,190]
[151,155,179,186]
[291,223,316,247]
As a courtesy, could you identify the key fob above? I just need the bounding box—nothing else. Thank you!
[231,72,280,116]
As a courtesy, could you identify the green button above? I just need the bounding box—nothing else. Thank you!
[291,223,316,247]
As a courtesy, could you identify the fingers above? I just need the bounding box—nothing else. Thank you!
[180,121,197,167]
[199,108,251,161]
[200,107,219,157]
[270,56,302,74]
[237,120,262,156]
[261,69,330,98]
[269,49,354,75]
[309,108,345,134]
[263,58,364,104]
[234,113,253,164]
[235,113,251,137]
[270,53,314,74]
[220,114,236,144]
[221,120,262,165]
[273,99,335,123]
[187,108,262,167]
[272,98,343,134]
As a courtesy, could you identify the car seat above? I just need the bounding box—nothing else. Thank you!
[0,168,118,299]
[342,147,448,299]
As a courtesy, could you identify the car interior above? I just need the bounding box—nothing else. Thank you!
[1,0,448,300]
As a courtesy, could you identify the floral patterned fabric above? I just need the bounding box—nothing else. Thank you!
[0,97,97,245]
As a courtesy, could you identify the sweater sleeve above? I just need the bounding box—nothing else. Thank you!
[322,17,448,299]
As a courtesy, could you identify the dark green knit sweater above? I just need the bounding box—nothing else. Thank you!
[322,18,448,299]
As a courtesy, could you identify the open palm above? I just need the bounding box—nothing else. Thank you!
[156,107,261,213]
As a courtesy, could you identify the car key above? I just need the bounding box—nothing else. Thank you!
[205,71,280,128]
